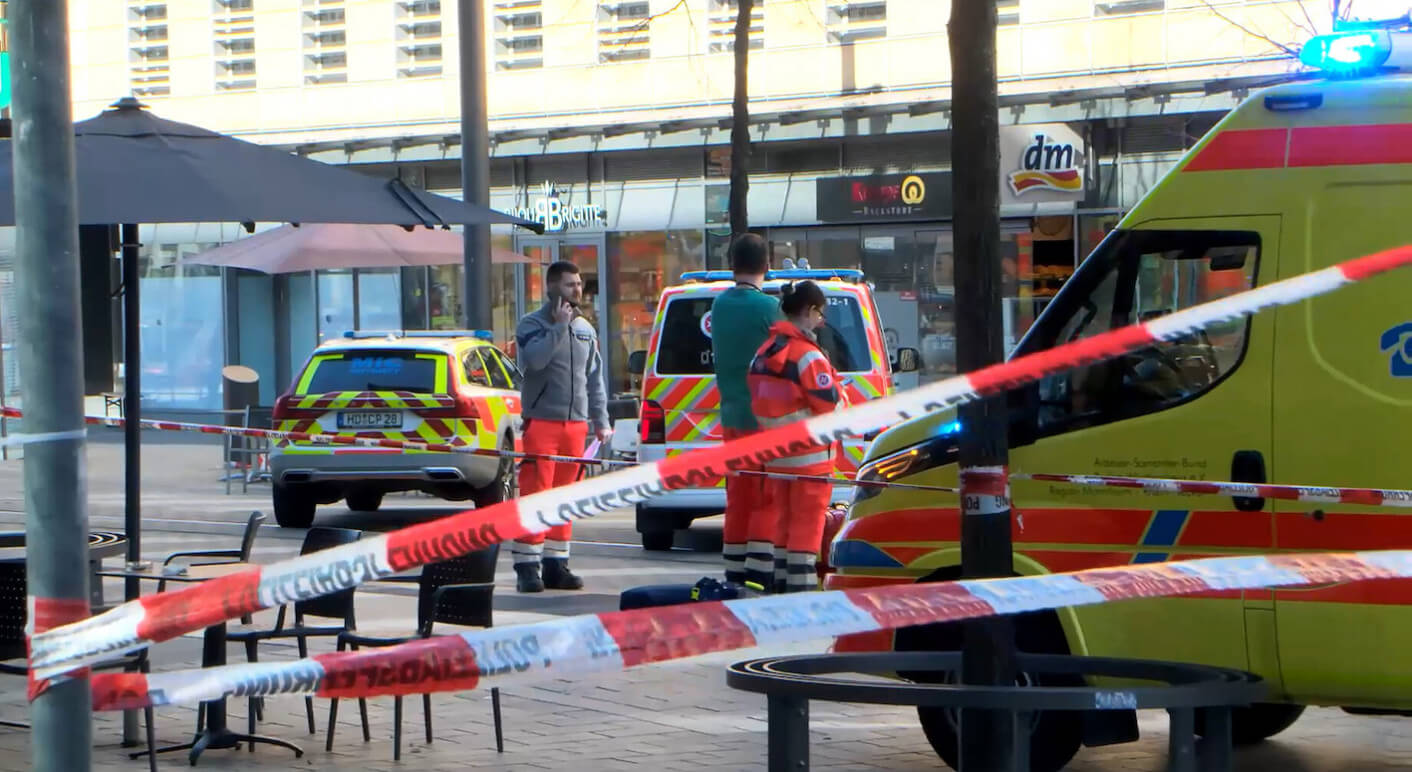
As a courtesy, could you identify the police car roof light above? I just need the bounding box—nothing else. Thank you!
[679,269,866,283]
[341,329,494,340]
[1298,30,1412,75]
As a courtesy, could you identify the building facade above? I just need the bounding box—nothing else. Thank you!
[3,0,1325,408]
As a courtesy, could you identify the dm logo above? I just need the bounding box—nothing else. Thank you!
[1008,134,1083,196]
[1380,322,1412,378]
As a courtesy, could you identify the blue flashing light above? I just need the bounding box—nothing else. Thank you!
[680,268,866,283]
[936,419,962,436]
[1299,30,1393,74]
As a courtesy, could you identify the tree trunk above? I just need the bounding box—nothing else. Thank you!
[728,0,753,237]
[949,0,1020,768]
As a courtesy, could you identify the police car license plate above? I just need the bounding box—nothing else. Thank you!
[337,411,402,430]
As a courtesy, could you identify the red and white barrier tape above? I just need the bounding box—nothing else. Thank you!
[27,244,1412,680]
[84,549,1412,711]
[1016,473,1412,508]
[0,406,631,469]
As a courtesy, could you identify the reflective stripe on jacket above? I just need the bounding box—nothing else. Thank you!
[747,320,845,474]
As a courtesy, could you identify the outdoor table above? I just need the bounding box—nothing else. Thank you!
[96,562,304,765]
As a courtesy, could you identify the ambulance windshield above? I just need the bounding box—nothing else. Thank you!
[1019,229,1260,435]
[655,291,872,375]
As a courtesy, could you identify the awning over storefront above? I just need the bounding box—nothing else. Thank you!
[183,222,530,273]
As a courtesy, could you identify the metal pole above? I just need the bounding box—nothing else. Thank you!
[459,0,492,330]
[949,0,1019,769]
[9,0,94,767]
[122,223,144,599]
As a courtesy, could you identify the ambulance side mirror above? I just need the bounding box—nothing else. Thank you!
[893,347,920,373]
[627,350,647,375]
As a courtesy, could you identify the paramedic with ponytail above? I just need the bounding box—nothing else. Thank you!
[746,280,845,593]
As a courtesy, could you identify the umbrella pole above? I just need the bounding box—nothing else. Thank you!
[9,0,95,767]
[122,223,143,596]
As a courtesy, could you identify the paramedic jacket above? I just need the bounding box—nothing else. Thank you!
[515,301,610,433]
[747,320,845,473]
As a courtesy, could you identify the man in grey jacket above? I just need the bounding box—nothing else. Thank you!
[512,260,612,592]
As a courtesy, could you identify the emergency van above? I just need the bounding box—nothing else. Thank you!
[826,48,1412,771]
[269,330,522,528]
[627,267,918,550]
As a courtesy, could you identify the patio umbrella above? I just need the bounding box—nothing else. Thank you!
[183,222,531,273]
[0,96,537,592]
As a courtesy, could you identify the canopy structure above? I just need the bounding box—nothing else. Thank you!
[184,222,531,273]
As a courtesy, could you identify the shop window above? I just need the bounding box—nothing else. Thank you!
[608,230,704,395]
[1029,229,1259,435]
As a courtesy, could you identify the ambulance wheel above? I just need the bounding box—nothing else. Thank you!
[641,530,675,551]
[896,592,1082,772]
[345,490,384,513]
[272,484,317,528]
[1197,703,1305,745]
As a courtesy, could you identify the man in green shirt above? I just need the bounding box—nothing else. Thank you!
[710,233,782,585]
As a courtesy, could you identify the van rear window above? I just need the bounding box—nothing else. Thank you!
[303,351,441,394]
[655,292,873,375]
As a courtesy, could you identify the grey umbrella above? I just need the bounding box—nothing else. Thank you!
[0,97,535,229]
[0,97,535,595]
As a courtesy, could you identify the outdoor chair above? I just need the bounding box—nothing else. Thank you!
[325,544,503,761]
[158,510,265,603]
[0,560,160,772]
[227,526,362,739]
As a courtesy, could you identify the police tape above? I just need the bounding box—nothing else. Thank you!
[1014,473,1412,508]
[82,549,1412,711]
[0,405,634,469]
[27,244,1412,680]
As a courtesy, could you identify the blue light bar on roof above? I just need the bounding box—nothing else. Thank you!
[341,330,495,340]
[1298,29,1412,74]
[680,268,866,282]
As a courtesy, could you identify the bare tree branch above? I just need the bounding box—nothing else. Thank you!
[1295,0,1321,34]
[1201,0,1301,57]
[609,0,690,53]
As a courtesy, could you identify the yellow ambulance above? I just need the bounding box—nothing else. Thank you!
[827,38,1412,771]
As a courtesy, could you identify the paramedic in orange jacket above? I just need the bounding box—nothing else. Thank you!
[746,280,846,593]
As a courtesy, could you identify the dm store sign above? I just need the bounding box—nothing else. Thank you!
[1000,124,1086,203]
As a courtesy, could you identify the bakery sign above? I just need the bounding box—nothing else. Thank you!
[816,171,952,222]
[505,182,606,232]
[1000,123,1086,203]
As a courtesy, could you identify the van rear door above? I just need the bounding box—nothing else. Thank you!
[644,294,723,462]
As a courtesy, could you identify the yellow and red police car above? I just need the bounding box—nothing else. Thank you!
[269,330,522,527]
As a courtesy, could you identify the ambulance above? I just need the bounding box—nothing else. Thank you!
[826,31,1412,772]
[269,330,523,528]
[627,266,918,550]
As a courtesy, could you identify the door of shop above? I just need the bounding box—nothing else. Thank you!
[512,234,610,376]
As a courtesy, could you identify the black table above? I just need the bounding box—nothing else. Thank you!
[97,562,304,766]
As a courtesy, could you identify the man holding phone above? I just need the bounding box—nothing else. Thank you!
[512,260,612,593]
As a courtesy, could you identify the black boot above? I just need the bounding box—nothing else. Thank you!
[515,563,544,593]
[542,558,584,590]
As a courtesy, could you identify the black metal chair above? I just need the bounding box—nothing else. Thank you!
[325,544,503,761]
[227,526,361,740]
[158,511,265,602]
[0,560,160,772]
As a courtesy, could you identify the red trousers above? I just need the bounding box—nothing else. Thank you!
[746,469,830,592]
[512,419,587,562]
[722,425,771,583]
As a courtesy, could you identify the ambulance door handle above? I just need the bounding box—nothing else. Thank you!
[1230,450,1266,512]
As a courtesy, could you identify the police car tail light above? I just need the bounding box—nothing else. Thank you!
[640,400,665,444]
[1299,30,1412,75]
[271,393,320,421]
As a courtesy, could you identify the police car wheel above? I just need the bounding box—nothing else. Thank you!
[345,490,384,513]
[641,530,674,551]
[272,484,317,528]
